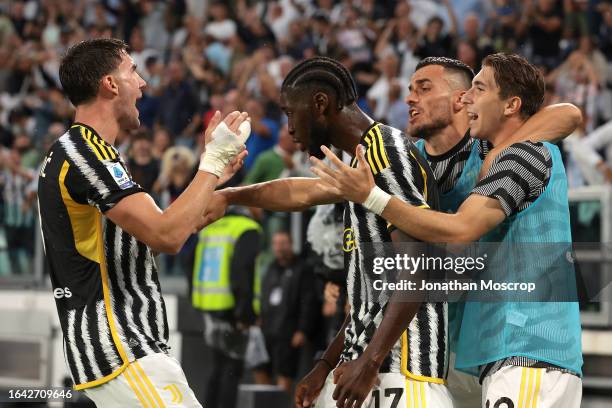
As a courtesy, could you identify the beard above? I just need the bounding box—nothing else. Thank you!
[307,121,332,159]
[409,117,452,139]
[409,100,453,139]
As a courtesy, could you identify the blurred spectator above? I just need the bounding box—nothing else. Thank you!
[280,20,314,61]
[563,0,588,38]
[243,98,280,171]
[581,119,612,179]
[518,0,564,69]
[205,1,237,42]
[127,128,160,195]
[374,16,420,80]
[367,53,408,122]
[462,13,495,64]
[415,0,458,59]
[597,3,612,62]
[157,60,199,140]
[387,80,410,131]
[135,56,162,129]
[549,51,600,130]
[12,132,39,170]
[192,207,262,408]
[310,11,338,57]
[244,125,297,185]
[0,144,36,275]
[140,0,169,55]
[260,231,318,393]
[456,39,480,71]
[156,146,197,275]
[575,35,609,88]
[236,1,276,53]
[488,0,520,52]
[152,126,172,160]
[335,7,373,64]
[129,26,158,76]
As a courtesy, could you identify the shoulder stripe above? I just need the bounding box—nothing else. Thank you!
[410,151,428,202]
[89,129,112,161]
[364,133,384,174]
[80,127,106,161]
[373,126,390,168]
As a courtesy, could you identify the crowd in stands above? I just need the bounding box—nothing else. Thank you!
[1,0,612,399]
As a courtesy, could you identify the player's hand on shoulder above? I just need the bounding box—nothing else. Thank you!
[310,145,374,204]
[332,358,380,408]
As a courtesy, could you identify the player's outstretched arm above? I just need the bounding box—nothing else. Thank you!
[381,193,505,243]
[106,111,249,254]
[311,145,506,243]
[220,176,344,211]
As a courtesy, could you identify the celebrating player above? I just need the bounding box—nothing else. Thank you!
[398,56,580,408]
[312,53,582,408]
[38,38,249,408]
[206,56,453,407]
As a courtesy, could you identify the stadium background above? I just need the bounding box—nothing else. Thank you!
[0,0,611,406]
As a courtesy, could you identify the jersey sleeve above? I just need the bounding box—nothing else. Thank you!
[63,132,144,212]
[471,142,552,217]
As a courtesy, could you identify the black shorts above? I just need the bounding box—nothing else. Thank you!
[263,337,300,379]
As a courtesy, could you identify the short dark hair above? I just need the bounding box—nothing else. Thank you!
[59,38,128,106]
[281,57,358,108]
[415,57,474,90]
[482,53,545,118]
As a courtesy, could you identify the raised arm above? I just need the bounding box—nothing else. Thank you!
[478,103,581,178]
[513,103,581,144]
[107,111,249,254]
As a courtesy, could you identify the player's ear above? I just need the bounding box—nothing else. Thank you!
[504,96,522,117]
[453,90,466,113]
[99,74,119,98]
[313,92,329,115]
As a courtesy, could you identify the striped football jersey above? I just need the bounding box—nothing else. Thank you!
[38,123,169,390]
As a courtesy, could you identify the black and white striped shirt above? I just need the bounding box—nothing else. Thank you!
[38,123,169,390]
[340,123,447,381]
[421,132,493,194]
[425,132,473,194]
[472,141,552,216]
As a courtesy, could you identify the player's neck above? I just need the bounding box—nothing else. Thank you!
[73,103,119,145]
[331,105,374,156]
[423,125,464,156]
[488,116,525,147]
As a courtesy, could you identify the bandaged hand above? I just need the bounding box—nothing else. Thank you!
[199,111,251,177]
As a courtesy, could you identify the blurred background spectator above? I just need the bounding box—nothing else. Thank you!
[259,231,318,393]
